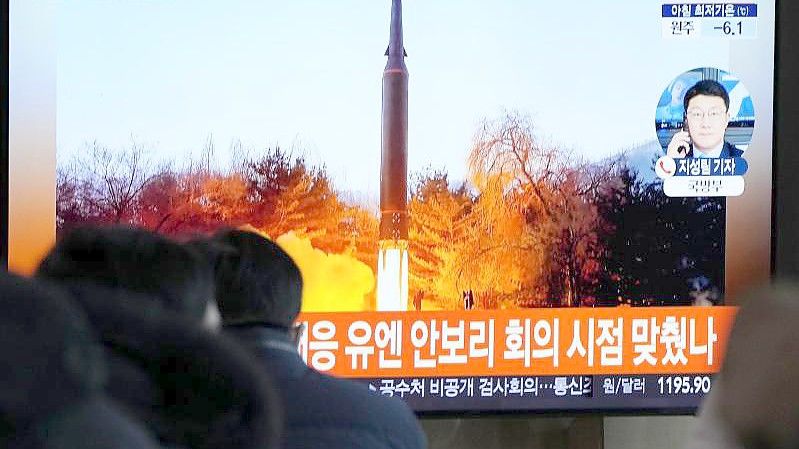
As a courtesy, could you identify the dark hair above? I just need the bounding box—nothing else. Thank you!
[683,79,730,111]
[36,226,213,321]
[210,230,303,328]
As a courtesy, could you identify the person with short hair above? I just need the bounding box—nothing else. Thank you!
[667,79,745,159]
[36,225,282,449]
[37,225,214,321]
[210,229,427,449]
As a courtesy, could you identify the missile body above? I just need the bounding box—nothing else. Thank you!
[376,0,409,312]
[379,0,408,241]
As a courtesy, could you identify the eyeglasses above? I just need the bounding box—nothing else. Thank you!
[686,108,727,123]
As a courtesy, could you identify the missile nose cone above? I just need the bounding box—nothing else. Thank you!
[385,0,407,70]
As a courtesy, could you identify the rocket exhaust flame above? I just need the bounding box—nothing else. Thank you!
[376,0,410,311]
[377,241,409,311]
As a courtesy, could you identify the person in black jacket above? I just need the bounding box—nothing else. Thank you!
[209,229,427,449]
[0,272,161,449]
[35,225,282,449]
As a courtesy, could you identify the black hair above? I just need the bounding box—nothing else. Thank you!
[683,79,730,111]
[36,225,213,322]
[210,230,303,328]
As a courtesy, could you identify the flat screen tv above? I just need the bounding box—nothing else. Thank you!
[5,0,782,414]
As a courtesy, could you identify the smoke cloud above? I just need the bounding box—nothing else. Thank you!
[275,232,375,312]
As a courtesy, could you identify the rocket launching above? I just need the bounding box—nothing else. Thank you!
[376,0,409,311]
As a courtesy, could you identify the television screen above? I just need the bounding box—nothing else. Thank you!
[18,0,777,413]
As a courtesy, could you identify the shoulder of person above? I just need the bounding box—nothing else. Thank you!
[311,373,427,448]
[724,141,744,157]
[360,391,426,449]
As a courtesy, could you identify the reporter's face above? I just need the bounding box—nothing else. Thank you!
[685,94,730,152]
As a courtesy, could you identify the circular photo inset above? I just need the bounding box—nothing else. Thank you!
[655,67,754,159]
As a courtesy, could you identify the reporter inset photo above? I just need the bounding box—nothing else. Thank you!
[655,68,754,159]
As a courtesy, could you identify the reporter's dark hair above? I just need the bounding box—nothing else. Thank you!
[36,225,212,322]
[210,229,303,328]
[683,79,730,111]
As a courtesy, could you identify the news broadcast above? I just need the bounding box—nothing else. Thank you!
[40,1,774,413]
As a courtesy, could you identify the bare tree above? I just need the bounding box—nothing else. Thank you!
[468,111,573,220]
[76,140,156,224]
[468,111,622,306]
[56,162,102,232]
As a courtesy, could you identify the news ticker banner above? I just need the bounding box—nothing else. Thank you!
[354,374,714,412]
[296,307,737,378]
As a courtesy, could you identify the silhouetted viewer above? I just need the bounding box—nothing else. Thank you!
[36,225,282,449]
[687,282,799,449]
[210,229,427,449]
[38,225,213,321]
[0,272,161,449]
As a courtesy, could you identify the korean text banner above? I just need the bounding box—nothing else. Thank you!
[297,307,736,378]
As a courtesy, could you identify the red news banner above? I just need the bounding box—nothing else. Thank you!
[296,307,737,378]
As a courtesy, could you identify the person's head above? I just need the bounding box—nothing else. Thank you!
[210,230,303,331]
[36,225,213,322]
[0,272,162,449]
[683,79,731,153]
[719,283,799,449]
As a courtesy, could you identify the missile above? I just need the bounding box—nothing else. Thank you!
[376,0,410,312]
[379,0,408,241]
